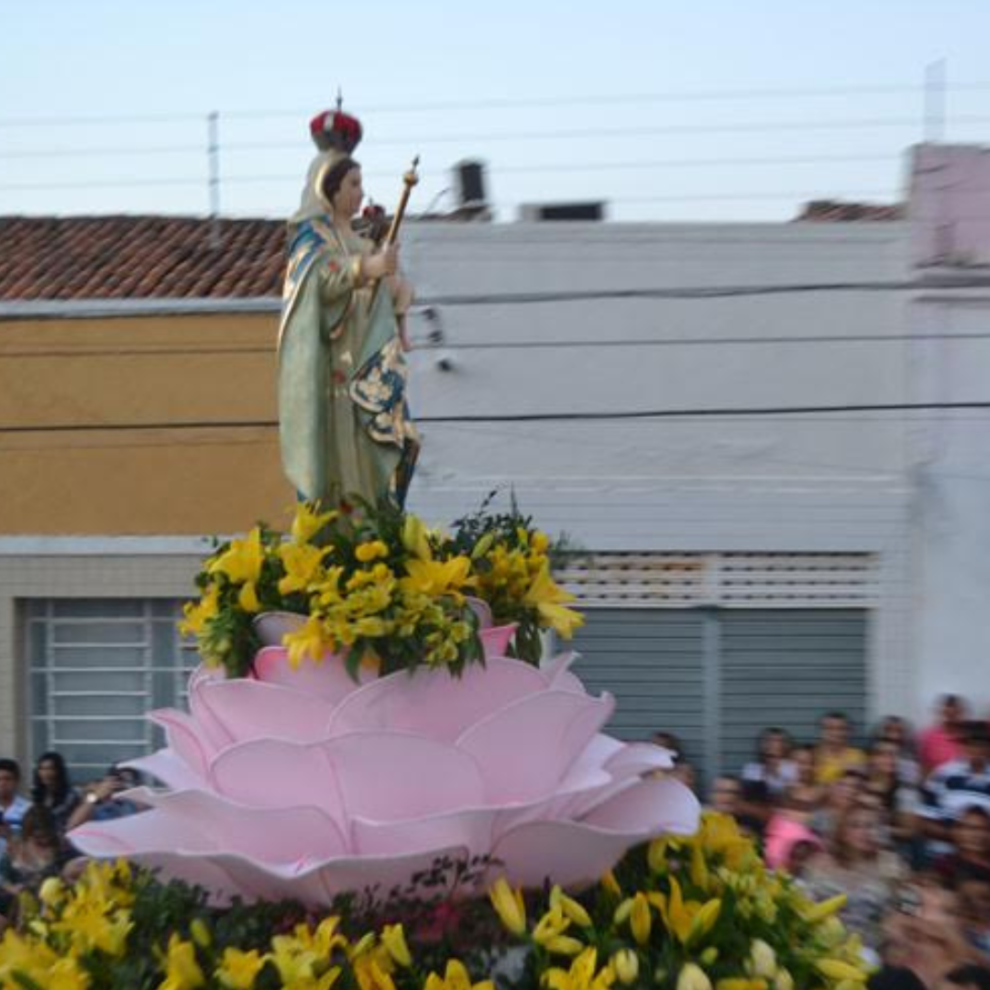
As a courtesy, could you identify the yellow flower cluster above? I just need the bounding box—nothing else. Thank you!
[1,816,871,990]
[472,527,583,641]
[0,861,134,990]
[488,814,871,990]
[0,861,488,990]
[179,498,587,679]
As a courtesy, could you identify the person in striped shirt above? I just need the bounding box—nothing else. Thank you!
[921,721,990,847]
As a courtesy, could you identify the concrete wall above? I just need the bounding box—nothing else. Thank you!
[0,311,292,535]
[403,220,919,718]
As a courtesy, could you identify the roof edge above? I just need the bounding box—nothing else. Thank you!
[0,297,280,321]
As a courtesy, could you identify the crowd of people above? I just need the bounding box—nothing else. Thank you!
[657,694,990,988]
[1,696,988,988]
[0,753,141,930]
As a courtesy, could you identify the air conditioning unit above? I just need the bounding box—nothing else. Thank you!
[517,201,606,222]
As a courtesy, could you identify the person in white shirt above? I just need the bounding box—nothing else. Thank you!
[0,759,31,860]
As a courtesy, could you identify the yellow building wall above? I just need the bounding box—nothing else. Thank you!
[0,311,297,535]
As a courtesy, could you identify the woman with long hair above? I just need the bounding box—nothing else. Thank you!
[804,800,906,954]
[31,751,80,838]
[0,805,64,925]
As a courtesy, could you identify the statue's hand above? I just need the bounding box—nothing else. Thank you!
[362,244,399,281]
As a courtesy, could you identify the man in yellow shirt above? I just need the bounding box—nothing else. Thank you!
[815,711,867,785]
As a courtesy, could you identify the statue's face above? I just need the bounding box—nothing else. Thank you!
[332,167,364,218]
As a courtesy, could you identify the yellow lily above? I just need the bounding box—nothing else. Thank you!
[210,527,264,585]
[402,513,433,560]
[676,964,713,990]
[285,615,333,668]
[630,892,652,946]
[523,562,584,638]
[424,959,494,990]
[355,540,389,563]
[533,906,571,946]
[716,981,767,990]
[550,885,592,928]
[159,933,206,990]
[690,841,710,891]
[747,941,776,980]
[380,924,412,968]
[180,583,220,637]
[543,948,615,990]
[488,877,526,936]
[353,954,396,990]
[801,894,848,924]
[651,878,721,947]
[278,542,330,596]
[216,948,267,990]
[697,813,752,869]
[601,870,622,897]
[815,959,867,983]
[46,959,92,990]
[208,527,265,613]
[612,950,639,986]
[291,502,337,544]
[401,556,475,599]
[545,935,586,956]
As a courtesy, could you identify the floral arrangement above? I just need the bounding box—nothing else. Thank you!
[180,497,583,679]
[0,815,870,990]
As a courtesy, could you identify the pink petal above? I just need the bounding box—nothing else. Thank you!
[326,658,548,743]
[582,776,700,837]
[123,749,205,790]
[196,679,335,744]
[457,690,615,803]
[490,820,643,889]
[480,624,517,658]
[464,597,493,629]
[605,742,675,777]
[326,733,485,822]
[253,645,371,704]
[125,790,350,863]
[352,807,498,858]
[209,738,346,825]
[149,709,215,776]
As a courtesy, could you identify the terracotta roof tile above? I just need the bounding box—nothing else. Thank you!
[0,216,287,301]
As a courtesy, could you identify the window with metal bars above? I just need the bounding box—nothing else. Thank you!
[24,599,197,783]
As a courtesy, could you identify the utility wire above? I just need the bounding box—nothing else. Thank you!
[3,81,990,126]
[1,277,987,321]
[3,402,990,435]
[6,330,990,361]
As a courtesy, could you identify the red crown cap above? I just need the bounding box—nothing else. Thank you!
[309,110,362,154]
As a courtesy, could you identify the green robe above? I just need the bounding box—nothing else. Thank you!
[277,218,419,508]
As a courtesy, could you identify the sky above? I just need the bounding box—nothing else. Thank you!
[3,0,990,222]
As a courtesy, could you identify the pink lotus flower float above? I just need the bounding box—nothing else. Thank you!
[70,636,699,907]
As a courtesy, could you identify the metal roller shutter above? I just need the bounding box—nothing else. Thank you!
[718,609,868,774]
[568,608,707,767]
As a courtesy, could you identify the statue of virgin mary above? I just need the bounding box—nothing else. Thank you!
[277,108,420,509]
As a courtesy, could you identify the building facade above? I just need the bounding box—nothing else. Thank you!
[1,147,986,780]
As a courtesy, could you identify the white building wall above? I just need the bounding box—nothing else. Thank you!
[908,293,990,711]
[404,220,919,719]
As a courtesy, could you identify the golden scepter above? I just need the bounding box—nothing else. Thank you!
[370,156,419,345]
[369,156,419,293]
[386,155,420,246]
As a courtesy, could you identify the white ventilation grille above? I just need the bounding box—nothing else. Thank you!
[557,552,877,608]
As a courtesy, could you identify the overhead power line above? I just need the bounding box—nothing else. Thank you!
[6,330,990,361]
[3,81,990,126]
[3,402,990,435]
